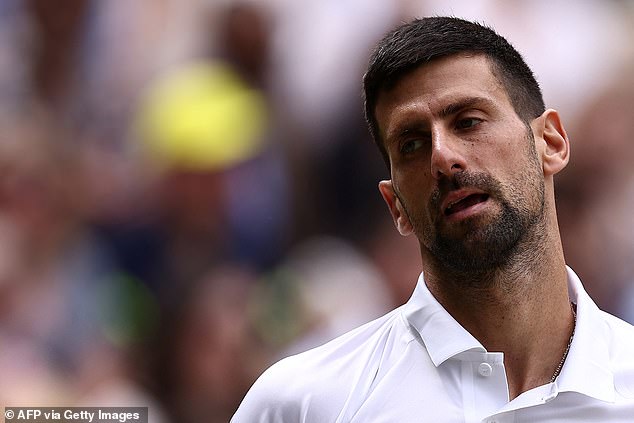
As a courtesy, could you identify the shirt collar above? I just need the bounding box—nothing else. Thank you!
[402,272,485,367]
[557,266,615,402]
[402,266,617,403]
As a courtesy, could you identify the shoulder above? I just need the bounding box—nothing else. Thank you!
[599,310,634,355]
[232,307,410,422]
[600,311,634,399]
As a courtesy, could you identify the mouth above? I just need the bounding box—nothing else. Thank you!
[444,193,490,217]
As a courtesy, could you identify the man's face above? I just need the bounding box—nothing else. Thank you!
[375,54,545,272]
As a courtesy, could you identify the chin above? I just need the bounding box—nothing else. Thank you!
[431,223,522,274]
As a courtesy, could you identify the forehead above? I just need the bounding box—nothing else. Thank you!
[375,54,514,135]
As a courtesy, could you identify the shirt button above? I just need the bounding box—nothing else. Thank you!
[478,362,493,377]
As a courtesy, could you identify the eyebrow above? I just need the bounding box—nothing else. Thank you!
[385,96,496,143]
[439,96,495,119]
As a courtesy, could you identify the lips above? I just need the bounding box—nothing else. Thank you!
[443,192,490,216]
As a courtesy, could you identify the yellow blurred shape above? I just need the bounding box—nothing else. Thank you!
[137,62,267,171]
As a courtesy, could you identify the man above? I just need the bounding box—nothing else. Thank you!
[232,17,634,422]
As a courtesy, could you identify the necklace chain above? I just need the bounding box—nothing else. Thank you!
[550,302,577,383]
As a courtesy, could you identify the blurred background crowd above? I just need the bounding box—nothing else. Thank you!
[0,0,633,421]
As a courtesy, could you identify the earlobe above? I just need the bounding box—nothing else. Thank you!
[532,109,570,176]
[378,180,414,236]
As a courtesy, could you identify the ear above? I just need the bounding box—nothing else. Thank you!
[531,109,570,176]
[378,180,414,236]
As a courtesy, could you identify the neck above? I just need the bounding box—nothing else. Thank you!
[421,213,575,399]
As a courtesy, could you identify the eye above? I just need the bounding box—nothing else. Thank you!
[456,117,482,130]
[400,139,425,154]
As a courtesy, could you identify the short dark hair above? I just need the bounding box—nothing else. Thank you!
[363,17,546,169]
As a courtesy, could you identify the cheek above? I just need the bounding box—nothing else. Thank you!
[483,134,512,160]
[393,174,434,221]
[485,134,532,176]
[503,151,544,204]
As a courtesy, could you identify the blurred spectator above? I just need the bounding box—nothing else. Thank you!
[0,105,164,418]
[216,1,273,88]
[153,265,265,423]
[0,0,35,107]
[364,216,423,307]
[558,58,634,321]
[278,236,393,355]
[25,0,88,108]
[127,58,289,301]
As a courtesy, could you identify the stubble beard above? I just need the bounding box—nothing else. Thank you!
[429,172,544,275]
[406,138,546,278]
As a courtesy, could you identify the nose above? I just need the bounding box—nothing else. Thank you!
[430,129,467,180]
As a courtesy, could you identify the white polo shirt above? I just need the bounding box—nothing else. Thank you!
[232,267,634,422]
